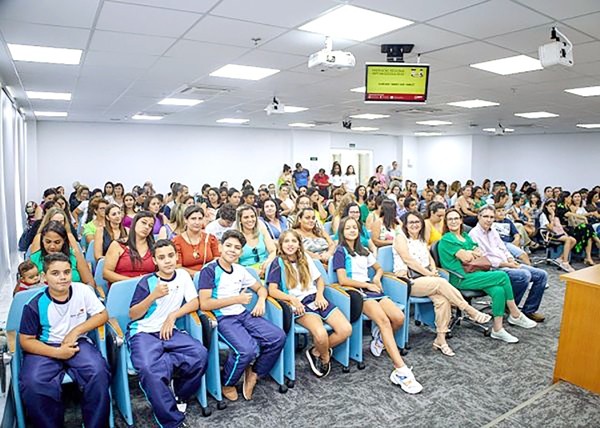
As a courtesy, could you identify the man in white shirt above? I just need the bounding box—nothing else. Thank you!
[205,203,236,240]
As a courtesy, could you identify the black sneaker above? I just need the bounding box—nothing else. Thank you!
[317,359,331,378]
[305,347,323,377]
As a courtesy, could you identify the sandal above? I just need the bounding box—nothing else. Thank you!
[584,259,596,266]
[433,342,455,357]
[468,310,492,324]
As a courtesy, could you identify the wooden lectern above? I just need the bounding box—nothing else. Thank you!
[553,265,600,394]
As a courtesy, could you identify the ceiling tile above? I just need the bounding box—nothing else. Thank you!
[424,41,516,66]
[428,0,552,39]
[485,24,593,54]
[84,50,159,69]
[369,24,473,54]
[185,16,287,47]
[111,0,219,13]
[350,0,487,22]
[0,20,91,49]
[0,0,100,27]
[89,30,176,55]
[261,30,355,56]
[513,0,600,20]
[235,49,305,71]
[564,12,600,39]
[210,0,339,28]
[96,1,201,37]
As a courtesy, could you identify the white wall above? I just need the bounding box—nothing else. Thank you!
[33,122,402,196]
[401,136,418,183]
[487,132,600,190]
[471,135,491,184]
[414,135,473,186]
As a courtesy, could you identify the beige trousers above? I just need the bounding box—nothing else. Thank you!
[411,277,470,334]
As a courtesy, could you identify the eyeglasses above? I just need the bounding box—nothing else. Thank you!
[252,247,260,263]
[407,220,421,225]
[446,217,461,222]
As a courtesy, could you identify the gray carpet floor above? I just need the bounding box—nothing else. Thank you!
[62,260,600,428]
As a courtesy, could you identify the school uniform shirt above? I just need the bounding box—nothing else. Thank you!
[128,269,197,337]
[204,219,233,240]
[267,255,321,302]
[19,283,105,344]
[198,260,256,317]
[491,219,519,243]
[332,246,376,283]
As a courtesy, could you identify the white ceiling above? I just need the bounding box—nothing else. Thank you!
[0,0,599,136]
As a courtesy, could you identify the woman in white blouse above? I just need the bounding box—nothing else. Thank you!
[342,165,359,194]
[393,211,490,357]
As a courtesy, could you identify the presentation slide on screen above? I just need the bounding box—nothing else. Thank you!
[365,64,429,102]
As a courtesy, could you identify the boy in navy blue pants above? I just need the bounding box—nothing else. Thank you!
[19,253,110,428]
[199,230,285,401]
[128,240,208,428]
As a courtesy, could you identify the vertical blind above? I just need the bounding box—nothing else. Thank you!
[0,87,27,283]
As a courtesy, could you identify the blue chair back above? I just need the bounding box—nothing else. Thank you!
[377,246,394,272]
[323,221,333,236]
[86,240,97,274]
[105,278,141,333]
[6,287,47,333]
[313,259,330,285]
[95,258,108,295]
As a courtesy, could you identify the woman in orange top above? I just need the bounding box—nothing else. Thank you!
[173,205,220,276]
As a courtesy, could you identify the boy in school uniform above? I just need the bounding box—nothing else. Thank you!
[19,252,111,428]
[199,230,286,401]
[128,239,208,428]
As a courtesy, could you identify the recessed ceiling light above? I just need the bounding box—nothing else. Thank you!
[210,64,279,81]
[299,5,413,42]
[217,118,249,124]
[289,123,316,128]
[565,86,600,97]
[514,111,558,119]
[26,91,72,101]
[158,98,203,106]
[352,126,379,132]
[132,114,163,121]
[350,86,366,93]
[349,113,390,120]
[34,111,68,117]
[577,123,600,129]
[470,55,542,75]
[283,106,309,113]
[482,127,514,133]
[415,120,452,126]
[447,99,499,109]
[8,43,82,65]
[414,131,442,136]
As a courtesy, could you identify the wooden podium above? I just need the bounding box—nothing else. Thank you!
[553,265,600,394]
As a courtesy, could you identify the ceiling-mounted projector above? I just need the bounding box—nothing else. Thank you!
[539,26,573,68]
[308,37,356,71]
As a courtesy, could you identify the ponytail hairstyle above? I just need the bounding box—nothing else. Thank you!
[276,230,312,291]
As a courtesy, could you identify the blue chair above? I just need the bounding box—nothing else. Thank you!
[80,233,89,253]
[328,255,409,367]
[95,258,109,298]
[323,221,333,236]
[264,260,352,387]
[193,268,289,396]
[376,246,436,343]
[86,239,97,275]
[6,287,113,428]
[105,278,213,426]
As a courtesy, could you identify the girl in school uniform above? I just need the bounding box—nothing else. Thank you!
[333,216,422,394]
[267,230,352,378]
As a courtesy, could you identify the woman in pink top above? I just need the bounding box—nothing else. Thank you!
[375,165,387,189]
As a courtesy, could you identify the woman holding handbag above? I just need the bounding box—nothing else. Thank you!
[393,212,491,357]
[437,209,527,344]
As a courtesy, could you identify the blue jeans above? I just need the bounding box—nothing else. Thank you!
[501,264,547,314]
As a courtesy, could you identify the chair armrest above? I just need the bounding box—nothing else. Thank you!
[185,312,203,340]
[324,284,350,320]
[94,285,106,301]
[265,297,283,328]
[6,331,16,353]
[445,268,464,281]
[106,318,124,339]
[381,273,409,306]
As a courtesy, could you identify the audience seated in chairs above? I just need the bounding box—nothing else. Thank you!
[235,204,276,278]
[93,203,127,260]
[293,208,335,265]
[103,211,157,285]
[539,199,576,272]
[173,206,220,276]
[393,211,491,357]
[438,209,537,344]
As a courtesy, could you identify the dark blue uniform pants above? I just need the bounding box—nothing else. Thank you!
[19,338,110,428]
[128,330,208,428]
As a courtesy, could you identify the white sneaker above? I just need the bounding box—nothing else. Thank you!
[390,366,423,394]
[370,326,384,357]
[171,379,187,413]
[508,313,537,329]
[490,328,519,343]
